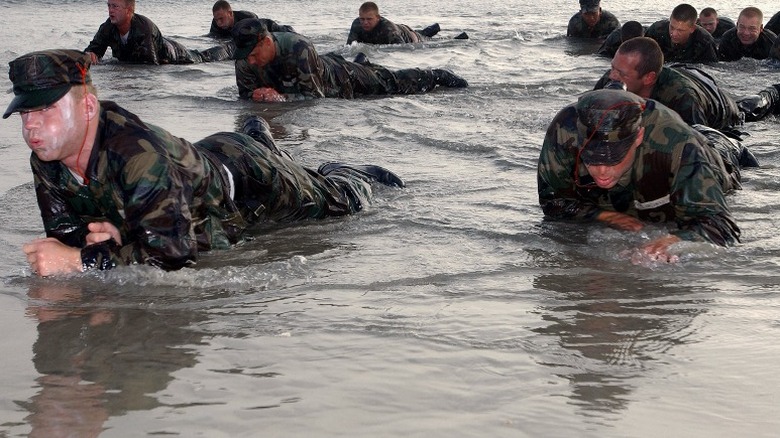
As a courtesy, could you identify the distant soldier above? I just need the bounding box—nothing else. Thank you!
[697,8,735,41]
[208,0,294,39]
[567,0,620,38]
[346,1,443,44]
[718,7,778,61]
[597,21,645,58]
[232,18,468,102]
[644,3,718,63]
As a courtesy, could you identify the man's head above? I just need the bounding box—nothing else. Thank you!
[620,21,644,42]
[579,0,602,28]
[232,18,274,65]
[212,0,235,30]
[6,50,99,164]
[576,90,646,188]
[4,49,93,119]
[669,3,698,45]
[107,0,134,27]
[736,7,764,46]
[358,2,381,32]
[698,7,719,34]
[609,37,663,97]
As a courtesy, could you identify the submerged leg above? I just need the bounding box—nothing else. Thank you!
[318,163,406,188]
[738,84,780,122]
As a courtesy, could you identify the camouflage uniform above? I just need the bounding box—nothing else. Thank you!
[567,10,620,38]
[235,31,454,99]
[31,101,378,271]
[346,17,431,44]
[767,11,780,36]
[594,65,742,130]
[537,93,741,246]
[644,20,718,63]
[718,28,778,61]
[85,14,231,64]
[209,13,294,39]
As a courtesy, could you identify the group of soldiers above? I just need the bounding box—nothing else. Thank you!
[4,1,780,274]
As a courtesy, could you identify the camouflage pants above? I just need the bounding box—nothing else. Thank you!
[324,53,438,96]
[194,132,373,224]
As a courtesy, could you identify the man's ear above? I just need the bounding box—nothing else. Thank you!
[85,92,100,121]
[642,71,657,87]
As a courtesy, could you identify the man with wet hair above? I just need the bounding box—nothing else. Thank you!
[5,49,405,276]
[597,20,645,58]
[697,8,735,41]
[644,3,718,63]
[231,18,468,102]
[567,0,620,38]
[594,37,780,130]
[537,89,744,263]
[346,1,446,44]
[209,0,294,39]
[85,0,232,64]
[718,7,778,61]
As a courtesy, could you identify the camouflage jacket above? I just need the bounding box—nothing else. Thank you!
[594,65,741,129]
[346,17,423,44]
[537,99,740,246]
[645,20,718,63]
[567,10,620,38]
[31,102,372,271]
[208,13,295,39]
[718,28,778,61]
[84,14,200,64]
[235,32,438,99]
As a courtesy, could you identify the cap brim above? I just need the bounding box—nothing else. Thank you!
[233,45,253,60]
[3,85,71,119]
[580,131,639,166]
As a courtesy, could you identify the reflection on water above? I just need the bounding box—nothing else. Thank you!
[21,281,207,437]
[532,272,708,415]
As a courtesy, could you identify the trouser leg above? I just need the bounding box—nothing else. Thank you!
[738,84,780,122]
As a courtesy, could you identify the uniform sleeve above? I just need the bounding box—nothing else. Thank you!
[31,160,90,248]
[235,59,264,98]
[669,141,740,246]
[347,19,361,44]
[288,40,327,98]
[537,107,603,222]
[566,14,579,37]
[84,20,112,58]
[82,149,199,271]
[694,36,719,63]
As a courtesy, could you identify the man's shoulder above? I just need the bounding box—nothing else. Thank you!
[692,26,716,44]
[234,10,258,21]
[600,10,619,22]
[646,19,669,32]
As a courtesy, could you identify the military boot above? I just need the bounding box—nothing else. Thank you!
[420,23,441,38]
[432,69,469,88]
[738,84,780,122]
[318,163,405,188]
[241,116,290,159]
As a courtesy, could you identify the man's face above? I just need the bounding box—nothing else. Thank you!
[698,14,718,34]
[585,129,643,189]
[246,36,275,68]
[359,10,380,32]
[669,18,696,45]
[107,1,132,26]
[736,15,763,45]
[609,52,647,95]
[21,91,85,163]
[213,9,235,30]
[582,9,601,28]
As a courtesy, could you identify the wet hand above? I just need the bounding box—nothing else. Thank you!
[596,211,644,232]
[252,87,286,102]
[86,221,122,246]
[22,238,83,277]
[632,235,682,264]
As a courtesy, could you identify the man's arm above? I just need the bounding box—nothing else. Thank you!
[84,20,113,61]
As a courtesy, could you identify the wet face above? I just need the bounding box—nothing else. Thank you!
[582,9,601,28]
[359,10,380,32]
[107,1,132,27]
[736,15,762,46]
[698,14,718,34]
[584,129,643,189]
[213,9,234,30]
[609,52,647,96]
[21,91,86,163]
[246,36,275,68]
[669,18,696,45]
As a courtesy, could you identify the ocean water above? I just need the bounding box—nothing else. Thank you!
[1,0,779,436]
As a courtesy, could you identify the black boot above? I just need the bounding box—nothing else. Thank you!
[453,32,469,40]
[241,116,286,157]
[318,163,405,188]
[432,69,469,88]
[738,84,780,121]
[353,53,370,65]
[420,23,440,38]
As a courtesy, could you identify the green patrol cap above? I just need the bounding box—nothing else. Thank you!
[232,18,267,60]
[576,89,645,166]
[4,49,92,119]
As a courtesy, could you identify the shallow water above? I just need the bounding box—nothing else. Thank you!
[1,0,779,436]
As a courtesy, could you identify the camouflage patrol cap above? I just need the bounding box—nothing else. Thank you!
[4,49,92,119]
[580,0,600,13]
[232,18,267,60]
[576,89,645,166]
